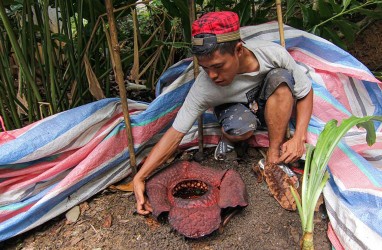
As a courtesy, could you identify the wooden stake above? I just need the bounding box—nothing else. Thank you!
[276,0,286,47]
[275,0,290,139]
[188,0,204,156]
[105,0,137,175]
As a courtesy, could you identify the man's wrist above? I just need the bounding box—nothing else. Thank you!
[133,173,146,182]
[292,130,306,142]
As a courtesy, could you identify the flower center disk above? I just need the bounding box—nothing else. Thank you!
[172,180,208,199]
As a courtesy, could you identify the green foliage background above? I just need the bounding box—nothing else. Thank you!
[0,0,381,129]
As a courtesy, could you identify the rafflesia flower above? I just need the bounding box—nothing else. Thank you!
[146,161,248,238]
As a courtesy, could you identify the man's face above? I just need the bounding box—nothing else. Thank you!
[197,47,240,86]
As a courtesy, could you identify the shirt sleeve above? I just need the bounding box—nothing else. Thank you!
[261,43,312,99]
[172,76,209,133]
[278,46,312,99]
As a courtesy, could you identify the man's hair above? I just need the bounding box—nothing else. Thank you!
[191,34,240,57]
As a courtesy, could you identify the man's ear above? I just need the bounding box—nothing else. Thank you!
[235,42,243,56]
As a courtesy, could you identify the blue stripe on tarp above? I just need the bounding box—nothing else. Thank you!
[0,183,55,212]
[284,37,371,73]
[243,27,371,73]
[328,172,382,237]
[155,59,193,97]
[0,98,119,165]
[132,81,193,126]
[0,154,61,170]
[338,142,382,186]
[363,81,382,129]
[0,145,130,242]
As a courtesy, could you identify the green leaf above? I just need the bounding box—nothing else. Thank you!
[327,0,342,13]
[318,0,333,19]
[322,26,347,49]
[51,33,71,44]
[358,116,382,145]
[285,0,297,20]
[333,19,358,44]
[300,4,321,28]
[356,7,382,19]
[233,1,251,26]
[342,0,352,10]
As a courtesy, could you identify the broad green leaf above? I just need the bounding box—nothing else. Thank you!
[327,0,342,13]
[358,116,382,145]
[233,0,251,26]
[161,0,180,18]
[318,0,333,19]
[322,26,347,49]
[285,0,297,21]
[333,20,358,44]
[294,115,381,237]
[300,4,321,28]
[357,7,382,19]
[342,0,352,10]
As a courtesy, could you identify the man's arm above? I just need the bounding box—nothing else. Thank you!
[279,88,313,163]
[133,127,185,215]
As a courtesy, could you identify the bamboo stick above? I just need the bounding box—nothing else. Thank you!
[105,0,137,175]
[275,0,290,139]
[188,0,204,157]
[276,0,286,47]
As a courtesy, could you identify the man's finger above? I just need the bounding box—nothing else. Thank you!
[144,202,153,213]
[136,203,150,215]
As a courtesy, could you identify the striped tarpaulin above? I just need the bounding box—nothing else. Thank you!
[0,22,381,249]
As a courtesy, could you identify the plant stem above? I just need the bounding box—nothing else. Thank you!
[0,1,43,108]
[301,232,314,250]
[312,1,379,30]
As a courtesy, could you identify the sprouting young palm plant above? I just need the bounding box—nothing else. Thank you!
[291,115,382,250]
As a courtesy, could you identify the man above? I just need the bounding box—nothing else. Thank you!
[133,11,313,215]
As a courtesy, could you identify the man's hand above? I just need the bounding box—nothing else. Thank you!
[131,127,185,215]
[278,136,305,164]
[133,176,153,215]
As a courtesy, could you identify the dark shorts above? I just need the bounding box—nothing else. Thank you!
[214,68,294,136]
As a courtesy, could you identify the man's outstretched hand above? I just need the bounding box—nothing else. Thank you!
[278,136,305,164]
[133,176,153,215]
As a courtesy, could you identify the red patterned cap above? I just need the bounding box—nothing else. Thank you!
[192,11,240,46]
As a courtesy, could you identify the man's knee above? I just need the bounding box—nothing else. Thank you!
[262,68,294,100]
[271,82,293,99]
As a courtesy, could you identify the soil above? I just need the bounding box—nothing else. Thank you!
[1,20,382,250]
[348,20,382,72]
[0,148,331,250]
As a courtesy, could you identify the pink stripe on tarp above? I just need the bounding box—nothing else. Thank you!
[0,173,40,191]
[0,202,35,223]
[328,222,345,250]
[316,69,352,112]
[249,132,270,147]
[0,150,75,178]
[0,120,46,146]
[0,114,122,193]
[312,94,350,123]
[328,147,381,190]
[351,141,382,153]
[132,108,180,145]
[290,50,381,83]
[48,123,128,193]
